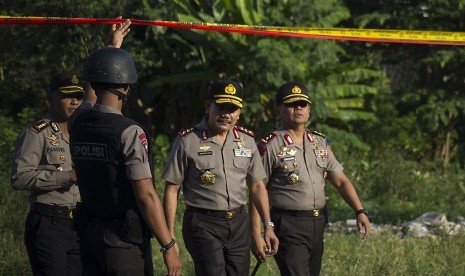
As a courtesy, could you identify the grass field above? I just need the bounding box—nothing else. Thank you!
[2,185,465,276]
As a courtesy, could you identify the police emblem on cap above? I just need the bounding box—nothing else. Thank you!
[225,84,236,95]
[291,86,302,94]
[71,75,79,84]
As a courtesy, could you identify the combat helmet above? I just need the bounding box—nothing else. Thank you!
[83,47,138,84]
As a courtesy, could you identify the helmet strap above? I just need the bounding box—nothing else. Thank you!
[106,88,129,104]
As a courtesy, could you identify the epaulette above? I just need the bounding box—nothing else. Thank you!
[310,130,326,138]
[257,132,276,156]
[235,125,254,137]
[31,119,49,133]
[177,127,195,137]
[259,132,277,145]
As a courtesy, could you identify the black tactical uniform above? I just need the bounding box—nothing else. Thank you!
[69,47,154,275]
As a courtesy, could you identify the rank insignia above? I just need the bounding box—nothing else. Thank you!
[32,120,48,133]
[310,130,326,138]
[306,131,314,143]
[284,134,294,145]
[260,132,276,144]
[235,125,255,137]
[201,129,208,141]
[287,173,299,184]
[201,170,215,185]
[233,128,240,139]
[177,127,194,137]
[47,134,60,146]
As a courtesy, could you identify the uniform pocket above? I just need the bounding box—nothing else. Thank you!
[194,159,216,172]
[45,153,66,165]
[103,227,133,248]
[233,157,249,169]
[315,157,328,169]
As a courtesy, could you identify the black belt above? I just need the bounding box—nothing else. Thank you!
[30,202,76,220]
[271,207,324,218]
[186,205,244,220]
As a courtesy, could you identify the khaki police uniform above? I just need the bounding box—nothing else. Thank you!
[11,71,84,276]
[257,81,368,275]
[162,118,266,276]
[258,128,343,276]
[69,101,154,275]
[11,115,81,275]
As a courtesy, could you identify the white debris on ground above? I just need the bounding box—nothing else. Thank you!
[325,212,465,238]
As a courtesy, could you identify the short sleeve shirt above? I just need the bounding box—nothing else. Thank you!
[69,101,152,181]
[258,128,343,210]
[162,118,266,211]
[11,114,80,206]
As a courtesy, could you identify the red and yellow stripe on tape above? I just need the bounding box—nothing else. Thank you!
[1,16,465,46]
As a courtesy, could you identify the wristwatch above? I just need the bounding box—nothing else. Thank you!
[264,221,275,229]
[355,208,369,218]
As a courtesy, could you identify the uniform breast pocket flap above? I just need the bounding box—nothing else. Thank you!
[45,152,66,165]
[195,161,216,172]
[233,157,249,169]
[315,157,328,169]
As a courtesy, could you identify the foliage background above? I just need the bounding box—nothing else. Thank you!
[1,0,465,275]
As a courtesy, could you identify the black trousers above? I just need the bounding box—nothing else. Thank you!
[272,212,326,276]
[24,212,81,276]
[79,220,153,276]
[182,208,250,276]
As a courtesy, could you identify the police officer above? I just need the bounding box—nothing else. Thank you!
[11,71,84,276]
[69,47,181,275]
[162,80,279,276]
[252,81,371,276]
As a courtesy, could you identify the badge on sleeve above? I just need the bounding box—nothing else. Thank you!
[139,133,149,156]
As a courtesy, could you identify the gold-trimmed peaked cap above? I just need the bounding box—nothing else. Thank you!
[276,81,311,105]
[208,80,243,108]
[49,70,85,94]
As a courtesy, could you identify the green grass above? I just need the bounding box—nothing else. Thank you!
[3,196,465,275]
[2,173,465,275]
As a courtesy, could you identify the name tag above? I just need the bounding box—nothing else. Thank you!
[234,148,252,157]
[280,156,296,162]
[198,151,214,156]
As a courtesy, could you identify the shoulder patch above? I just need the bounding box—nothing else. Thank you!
[310,130,326,138]
[31,119,49,133]
[235,125,254,137]
[177,127,195,137]
[257,132,276,156]
[259,132,277,145]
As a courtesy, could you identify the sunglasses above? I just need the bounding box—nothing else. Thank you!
[284,102,309,108]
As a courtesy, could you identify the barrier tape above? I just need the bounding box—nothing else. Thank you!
[1,16,465,46]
